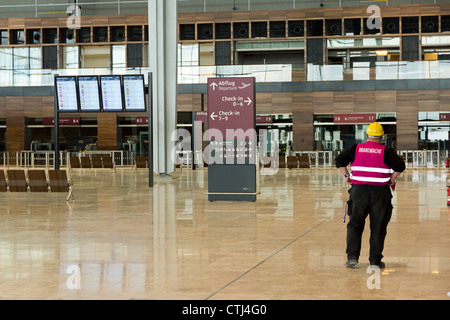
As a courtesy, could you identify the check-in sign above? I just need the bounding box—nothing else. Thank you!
[334,113,376,124]
[440,113,450,121]
[208,77,255,139]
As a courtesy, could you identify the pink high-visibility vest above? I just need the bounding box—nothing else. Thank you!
[350,141,393,186]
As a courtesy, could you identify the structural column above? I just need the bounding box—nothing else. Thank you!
[148,0,178,174]
[292,92,314,151]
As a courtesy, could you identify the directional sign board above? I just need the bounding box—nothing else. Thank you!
[208,77,256,139]
[208,77,256,165]
[207,77,256,202]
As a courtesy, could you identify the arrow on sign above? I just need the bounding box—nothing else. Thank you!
[210,82,218,90]
[245,97,252,106]
[210,112,218,120]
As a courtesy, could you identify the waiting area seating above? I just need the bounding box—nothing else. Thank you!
[261,155,310,170]
[70,154,115,170]
[0,169,74,201]
[135,156,148,169]
[298,156,311,168]
[287,156,298,169]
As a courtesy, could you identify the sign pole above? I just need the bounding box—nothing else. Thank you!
[54,75,59,170]
[148,72,153,187]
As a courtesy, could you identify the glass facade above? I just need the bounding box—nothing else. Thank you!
[418,112,450,153]
[0,0,448,161]
[314,113,397,151]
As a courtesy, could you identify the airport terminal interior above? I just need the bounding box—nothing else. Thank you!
[0,0,449,300]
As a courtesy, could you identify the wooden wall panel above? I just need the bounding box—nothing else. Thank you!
[0,97,6,117]
[268,10,288,20]
[25,18,42,27]
[232,11,251,21]
[6,116,25,152]
[440,3,450,14]
[177,94,195,111]
[177,94,204,112]
[305,9,324,19]
[24,97,43,118]
[192,94,203,112]
[0,87,448,152]
[41,96,55,117]
[255,93,273,114]
[6,97,25,152]
[292,92,313,151]
[396,91,418,150]
[250,11,269,21]
[439,90,450,111]
[8,18,25,28]
[272,92,292,113]
[286,10,306,20]
[354,91,375,113]
[313,91,333,114]
[375,91,397,113]
[333,91,354,113]
[323,7,344,19]
[97,113,117,150]
[342,6,365,18]
[418,90,440,111]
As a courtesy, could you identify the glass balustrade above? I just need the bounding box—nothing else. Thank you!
[0,60,450,87]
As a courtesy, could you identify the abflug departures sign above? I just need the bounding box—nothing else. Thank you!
[207,77,257,202]
[208,77,256,139]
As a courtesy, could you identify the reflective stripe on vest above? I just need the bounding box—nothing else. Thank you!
[350,141,393,186]
[350,166,394,174]
[350,176,391,183]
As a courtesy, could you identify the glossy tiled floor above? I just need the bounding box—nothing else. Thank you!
[0,166,448,300]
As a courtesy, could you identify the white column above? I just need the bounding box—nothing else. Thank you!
[148,0,178,174]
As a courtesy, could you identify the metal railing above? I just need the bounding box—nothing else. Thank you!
[397,150,446,168]
[294,151,334,167]
[0,149,447,169]
[0,150,135,168]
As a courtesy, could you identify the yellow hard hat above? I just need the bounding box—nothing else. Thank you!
[366,122,384,136]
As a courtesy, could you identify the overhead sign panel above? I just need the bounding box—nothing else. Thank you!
[123,75,146,111]
[100,75,123,111]
[78,76,101,112]
[55,76,78,112]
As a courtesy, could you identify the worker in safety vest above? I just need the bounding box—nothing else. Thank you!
[335,122,405,269]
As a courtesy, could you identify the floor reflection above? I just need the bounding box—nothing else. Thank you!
[0,167,447,299]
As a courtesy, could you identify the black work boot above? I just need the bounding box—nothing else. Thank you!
[345,257,359,268]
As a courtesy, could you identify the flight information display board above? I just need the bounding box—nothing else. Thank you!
[123,75,146,111]
[100,75,123,111]
[78,76,101,112]
[55,76,78,112]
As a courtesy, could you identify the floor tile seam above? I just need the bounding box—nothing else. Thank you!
[204,218,330,300]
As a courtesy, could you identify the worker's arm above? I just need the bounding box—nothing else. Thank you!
[384,148,406,186]
[338,166,352,185]
[335,145,357,185]
[389,171,402,186]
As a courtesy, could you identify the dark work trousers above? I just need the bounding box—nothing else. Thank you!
[346,184,393,264]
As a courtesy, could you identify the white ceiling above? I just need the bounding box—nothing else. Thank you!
[0,0,444,19]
